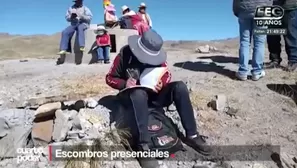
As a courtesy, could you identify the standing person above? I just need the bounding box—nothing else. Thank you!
[58,0,92,55]
[265,0,285,69]
[233,0,273,81]
[104,4,118,28]
[105,30,212,168]
[94,26,111,64]
[137,2,153,28]
[282,0,297,71]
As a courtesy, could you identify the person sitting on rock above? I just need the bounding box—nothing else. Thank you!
[137,3,152,28]
[58,0,92,55]
[105,29,212,168]
[119,5,149,35]
[93,25,111,64]
[104,4,118,28]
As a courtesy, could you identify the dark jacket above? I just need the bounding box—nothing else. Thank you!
[105,45,171,91]
[282,0,297,10]
[233,0,273,17]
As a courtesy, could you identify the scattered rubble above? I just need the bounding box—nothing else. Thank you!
[195,45,218,53]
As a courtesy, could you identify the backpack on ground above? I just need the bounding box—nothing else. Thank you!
[114,100,184,154]
[146,107,184,154]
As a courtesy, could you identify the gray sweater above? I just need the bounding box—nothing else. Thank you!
[66,5,93,26]
[233,0,273,16]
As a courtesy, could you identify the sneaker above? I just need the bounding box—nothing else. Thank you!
[252,71,266,81]
[184,135,212,156]
[57,50,68,55]
[80,47,85,52]
[264,61,280,69]
[287,62,297,72]
[104,60,110,64]
[235,72,247,81]
[97,60,103,64]
[137,144,160,168]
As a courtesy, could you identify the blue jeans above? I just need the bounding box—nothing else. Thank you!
[96,46,110,60]
[238,15,266,76]
[283,9,297,63]
[59,23,87,51]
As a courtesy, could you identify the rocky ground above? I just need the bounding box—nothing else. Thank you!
[0,45,296,168]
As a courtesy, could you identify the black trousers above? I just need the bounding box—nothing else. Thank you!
[119,81,198,144]
[267,9,297,64]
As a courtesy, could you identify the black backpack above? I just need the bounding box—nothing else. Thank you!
[146,107,184,154]
[114,101,184,155]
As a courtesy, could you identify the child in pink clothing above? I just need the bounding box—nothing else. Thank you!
[104,4,118,28]
[94,25,111,64]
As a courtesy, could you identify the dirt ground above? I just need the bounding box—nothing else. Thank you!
[0,42,296,167]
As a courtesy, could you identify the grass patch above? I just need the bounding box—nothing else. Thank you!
[60,75,114,97]
[189,90,210,110]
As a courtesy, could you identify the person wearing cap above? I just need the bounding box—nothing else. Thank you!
[105,30,212,167]
[104,4,118,28]
[58,0,93,55]
[137,3,152,28]
[93,25,111,64]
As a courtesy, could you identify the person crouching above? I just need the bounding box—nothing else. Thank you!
[94,25,111,64]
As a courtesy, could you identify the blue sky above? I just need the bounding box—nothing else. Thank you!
[1,0,238,40]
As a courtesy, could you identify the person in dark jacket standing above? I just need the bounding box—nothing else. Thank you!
[105,29,212,168]
[265,0,285,69]
[265,0,297,71]
[233,0,273,81]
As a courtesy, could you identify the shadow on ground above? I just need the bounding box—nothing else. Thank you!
[173,61,235,79]
[267,83,297,105]
[198,55,252,64]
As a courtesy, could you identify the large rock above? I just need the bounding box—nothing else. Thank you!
[58,25,138,64]
[52,110,72,142]
[31,119,54,147]
[35,102,62,119]
[0,126,32,157]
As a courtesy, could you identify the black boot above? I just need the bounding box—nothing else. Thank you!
[137,144,160,168]
[264,61,281,69]
[184,135,212,156]
[104,60,110,64]
[287,62,297,72]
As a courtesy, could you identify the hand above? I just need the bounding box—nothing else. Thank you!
[71,13,77,19]
[126,78,137,88]
[155,80,163,92]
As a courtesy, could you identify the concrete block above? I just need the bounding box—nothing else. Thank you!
[58,25,138,64]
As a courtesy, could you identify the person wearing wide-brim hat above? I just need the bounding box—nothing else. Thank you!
[93,25,111,64]
[104,4,118,28]
[105,30,213,168]
[137,2,152,28]
[121,5,136,16]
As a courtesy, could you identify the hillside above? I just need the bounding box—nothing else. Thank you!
[0,32,239,60]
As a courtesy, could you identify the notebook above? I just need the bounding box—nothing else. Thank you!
[119,67,167,93]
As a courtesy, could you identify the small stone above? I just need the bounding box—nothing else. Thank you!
[178,161,183,165]
[38,161,47,168]
[35,102,62,119]
[32,120,54,147]
[114,161,123,168]
[215,94,227,111]
[86,98,98,108]
[52,110,72,142]
[196,45,210,53]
